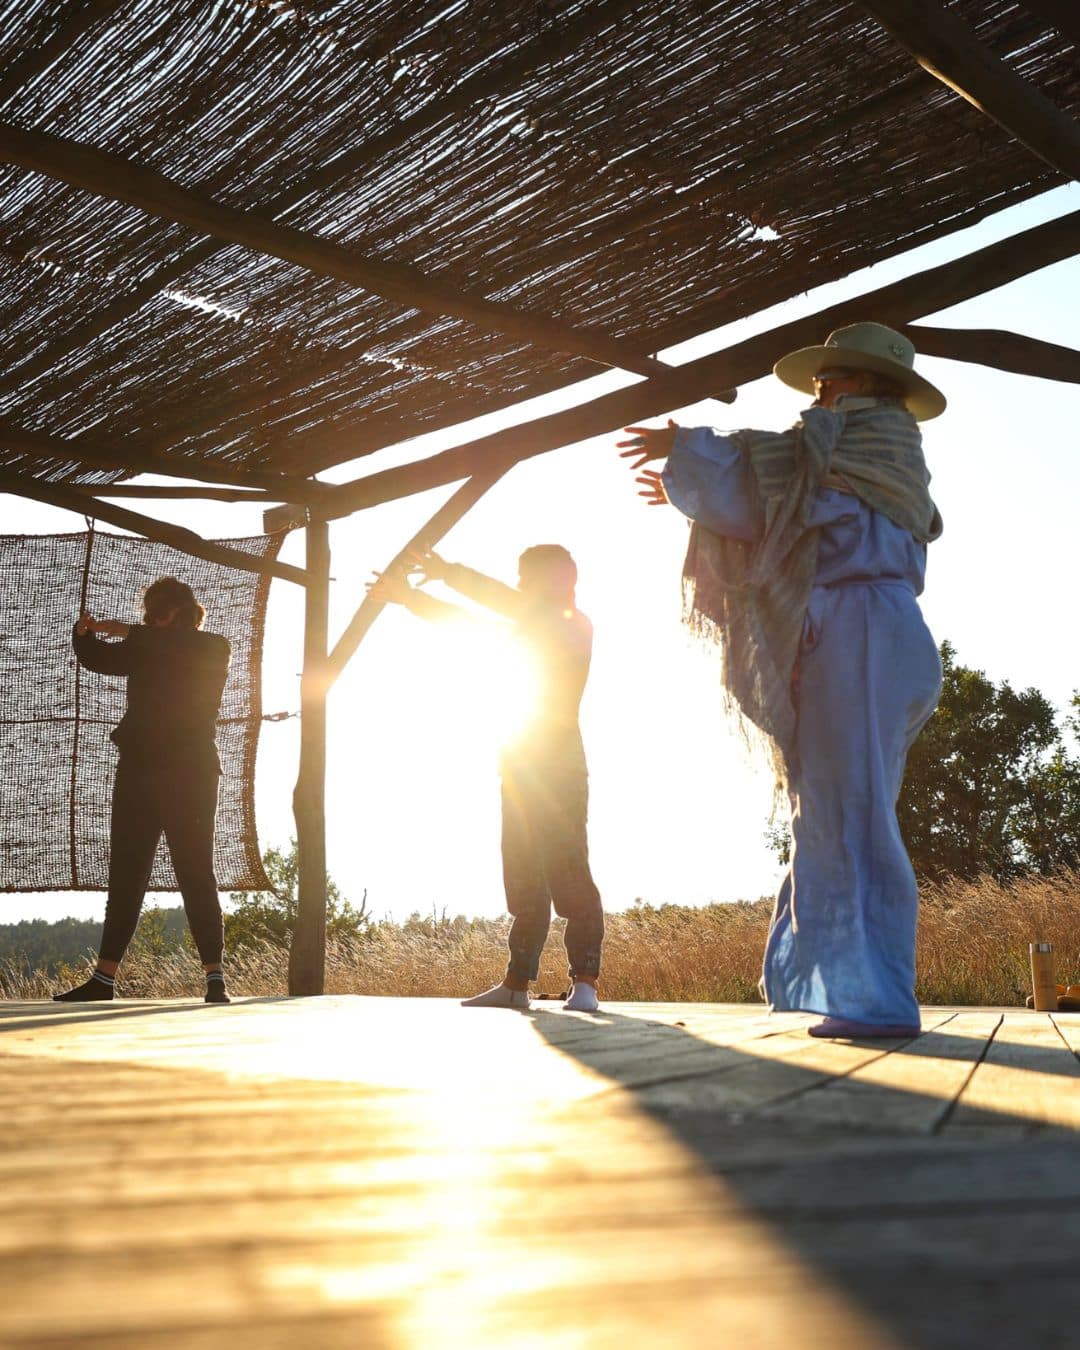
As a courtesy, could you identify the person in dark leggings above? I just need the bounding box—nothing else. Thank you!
[373,545,605,1012]
[54,577,232,1005]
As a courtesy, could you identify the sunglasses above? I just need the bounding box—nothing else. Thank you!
[812,367,857,384]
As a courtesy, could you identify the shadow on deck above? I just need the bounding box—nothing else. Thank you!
[0,996,1077,1348]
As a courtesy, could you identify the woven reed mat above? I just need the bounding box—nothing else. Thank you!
[0,529,281,892]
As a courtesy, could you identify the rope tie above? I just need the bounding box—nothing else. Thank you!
[68,524,95,888]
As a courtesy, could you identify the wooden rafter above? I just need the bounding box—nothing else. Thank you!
[0,123,676,382]
[0,421,330,502]
[265,208,1080,532]
[0,466,307,585]
[899,324,1080,383]
[71,484,286,502]
[0,0,645,402]
[144,83,934,465]
[858,0,1080,180]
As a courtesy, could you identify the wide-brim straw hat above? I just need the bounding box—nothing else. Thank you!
[773,321,947,420]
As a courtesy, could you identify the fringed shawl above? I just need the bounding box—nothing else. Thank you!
[682,400,942,782]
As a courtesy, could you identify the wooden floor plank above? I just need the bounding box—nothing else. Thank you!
[943,1011,1080,1135]
[0,997,1077,1347]
[756,1012,1000,1135]
[1051,1012,1080,1059]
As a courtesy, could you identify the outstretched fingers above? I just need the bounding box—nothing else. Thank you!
[636,470,668,506]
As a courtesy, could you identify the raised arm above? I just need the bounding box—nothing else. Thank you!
[367,571,473,626]
[411,551,522,620]
[72,616,136,675]
[617,423,764,541]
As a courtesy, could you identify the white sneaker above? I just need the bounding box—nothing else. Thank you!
[460,982,530,1009]
[562,982,599,1013]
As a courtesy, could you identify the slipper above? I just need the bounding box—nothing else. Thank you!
[809,1017,921,1039]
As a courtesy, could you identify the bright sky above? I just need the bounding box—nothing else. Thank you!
[3,184,1078,925]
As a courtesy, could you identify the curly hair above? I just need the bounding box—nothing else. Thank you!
[143,576,205,629]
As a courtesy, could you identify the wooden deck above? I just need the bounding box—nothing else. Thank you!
[1,997,1078,1348]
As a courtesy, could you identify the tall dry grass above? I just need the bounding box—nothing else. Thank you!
[4,871,1077,1006]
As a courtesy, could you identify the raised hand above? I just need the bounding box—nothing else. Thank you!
[405,548,450,582]
[366,569,413,606]
[635,470,669,507]
[616,418,679,470]
[82,617,129,639]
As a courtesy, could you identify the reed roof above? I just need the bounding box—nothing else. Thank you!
[0,0,1074,488]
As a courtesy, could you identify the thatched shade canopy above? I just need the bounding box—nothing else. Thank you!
[0,0,1073,490]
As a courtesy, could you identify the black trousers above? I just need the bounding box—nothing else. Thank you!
[501,756,604,984]
[99,757,223,965]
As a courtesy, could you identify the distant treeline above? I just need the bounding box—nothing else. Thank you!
[0,908,188,974]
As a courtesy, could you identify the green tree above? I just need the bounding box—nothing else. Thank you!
[766,643,1080,882]
[898,643,1079,882]
[225,840,369,949]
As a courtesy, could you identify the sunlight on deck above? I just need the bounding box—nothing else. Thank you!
[0,998,1077,1346]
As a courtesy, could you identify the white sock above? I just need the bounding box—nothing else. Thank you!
[460,982,530,1009]
[563,982,599,1012]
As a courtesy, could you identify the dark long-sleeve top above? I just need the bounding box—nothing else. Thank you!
[72,624,231,773]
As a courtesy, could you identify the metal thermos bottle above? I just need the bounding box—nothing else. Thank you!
[1029,942,1058,1011]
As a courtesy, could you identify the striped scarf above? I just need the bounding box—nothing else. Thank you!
[682,400,942,782]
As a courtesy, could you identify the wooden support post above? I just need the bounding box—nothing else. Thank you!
[288,518,330,997]
[858,0,1080,180]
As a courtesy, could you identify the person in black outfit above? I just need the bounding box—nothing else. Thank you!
[54,577,233,1005]
[372,544,605,1012]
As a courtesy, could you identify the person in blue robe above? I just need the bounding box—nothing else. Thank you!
[618,323,946,1038]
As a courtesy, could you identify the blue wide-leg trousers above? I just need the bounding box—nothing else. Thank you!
[762,581,942,1026]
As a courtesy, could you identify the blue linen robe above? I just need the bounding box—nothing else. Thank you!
[662,426,942,1026]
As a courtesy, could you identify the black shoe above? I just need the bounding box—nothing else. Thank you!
[54,975,114,1003]
[205,981,231,1005]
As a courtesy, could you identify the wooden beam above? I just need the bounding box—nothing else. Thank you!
[858,0,1080,180]
[899,324,1080,382]
[325,469,510,688]
[1019,0,1080,50]
[288,519,330,997]
[0,0,646,401]
[265,208,1080,530]
[147,84,932,467]
[71,484,286,503]
[0,467,307,586]
[0,421,331,503]
[0,123,674,382]
[158,83,933,475]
